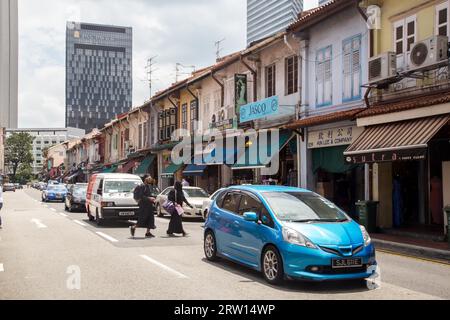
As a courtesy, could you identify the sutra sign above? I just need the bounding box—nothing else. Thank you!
[240,96,279,123]
[345,148,428,164]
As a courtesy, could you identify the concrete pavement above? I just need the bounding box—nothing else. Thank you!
[0,189,449,300]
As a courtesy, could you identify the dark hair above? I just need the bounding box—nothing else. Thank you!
[174,181,182,192]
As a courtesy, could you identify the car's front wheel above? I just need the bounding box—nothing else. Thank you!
[204,230,218,262]
[262,246,284,285]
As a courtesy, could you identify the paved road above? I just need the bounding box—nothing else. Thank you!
[0,189,449,300]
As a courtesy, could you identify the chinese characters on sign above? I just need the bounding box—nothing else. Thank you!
[308,126,363,149]
[235,74,248,122]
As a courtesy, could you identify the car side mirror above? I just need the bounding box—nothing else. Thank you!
[243,212,259,222]
[97,189,102,195]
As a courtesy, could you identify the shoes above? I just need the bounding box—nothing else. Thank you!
[182,232,189,237]
[145,233,155,238]
[167,232,175,237]
[130,226,135,237]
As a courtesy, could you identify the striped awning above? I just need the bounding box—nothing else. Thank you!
[344,115,449,164]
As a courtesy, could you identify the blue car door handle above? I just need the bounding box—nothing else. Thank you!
[234,221,240,226]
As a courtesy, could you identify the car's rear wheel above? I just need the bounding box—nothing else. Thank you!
[157,204,164,217]
[204,230,218,262]
[262,246,284,285]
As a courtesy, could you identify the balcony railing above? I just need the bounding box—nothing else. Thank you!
[368,62,450,105]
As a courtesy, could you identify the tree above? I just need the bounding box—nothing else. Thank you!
[5,133,34,183]
[15,163,33,184]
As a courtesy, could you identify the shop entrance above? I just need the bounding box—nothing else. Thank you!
[392,161,422,228]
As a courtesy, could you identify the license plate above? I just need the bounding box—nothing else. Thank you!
[332,258,363,269]
[119,212,135,217]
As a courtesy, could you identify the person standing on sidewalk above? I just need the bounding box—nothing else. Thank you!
[130,176,158,238]
[0,184,3,229]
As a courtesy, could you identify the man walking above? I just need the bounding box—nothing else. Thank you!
[0,184,3,229]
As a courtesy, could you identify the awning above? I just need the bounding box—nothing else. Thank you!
[134,155,156,176]
[65,171,81,182]
[344,115,450,164]
[102,165,118,173]
[161,163,184,178]
[183,164,208,176]
[119,159,140,174]
[232,130,295,170]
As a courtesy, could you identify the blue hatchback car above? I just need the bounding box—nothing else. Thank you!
[204,186,377,284]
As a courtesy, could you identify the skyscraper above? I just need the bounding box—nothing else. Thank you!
[0,0,18,129]
[66,22,132,132]
[247,0,303,46]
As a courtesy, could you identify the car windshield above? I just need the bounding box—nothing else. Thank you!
[262,192,349,222]
[48,185,67,192]
[73,186,87,196]
[184,188,209,198]
[104,180,141,193]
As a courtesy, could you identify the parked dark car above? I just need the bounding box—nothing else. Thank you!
[3,183,16,192]
[65,183,88,212]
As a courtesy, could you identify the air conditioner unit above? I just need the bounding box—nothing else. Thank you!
[368,52,397,83]
[409,35,449,70]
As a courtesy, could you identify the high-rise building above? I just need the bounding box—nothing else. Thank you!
[66,22,132,132]
[6,127,85,174]
[0,0,18,129]
[247,0,303,45]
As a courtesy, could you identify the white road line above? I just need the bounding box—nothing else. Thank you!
[73,220,88,227]
[96,232,119,243]
[31,219,47,229]
[0,264,4,272]
[59,213,68,217]
[50,208,57,212]
[140,255,189,279]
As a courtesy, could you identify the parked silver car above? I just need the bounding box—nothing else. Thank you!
[155,187,209,218]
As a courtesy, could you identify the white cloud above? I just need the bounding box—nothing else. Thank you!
[18,0,318,128]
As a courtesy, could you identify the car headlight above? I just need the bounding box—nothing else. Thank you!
[360,226,372,247]
[282,227,317,249]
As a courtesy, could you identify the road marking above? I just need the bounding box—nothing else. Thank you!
[59,213,68,217]
[96,232,119,243]
[73,220,88,227]
[31,219,47,229]
[377,249,450,266]
[50,208,57,212]
[140,255,189,279]
[0,264,4,272]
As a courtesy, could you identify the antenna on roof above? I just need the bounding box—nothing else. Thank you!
[144,56,158,99]
[175,63,196,82]
[215,38,226,60]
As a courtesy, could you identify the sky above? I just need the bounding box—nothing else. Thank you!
[18,0,318,128]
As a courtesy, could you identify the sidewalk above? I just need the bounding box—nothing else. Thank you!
[371,233,450,263]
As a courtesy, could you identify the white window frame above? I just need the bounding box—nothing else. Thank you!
[316,45,333,107]
[393,15,417,70]
[436,1,450,36]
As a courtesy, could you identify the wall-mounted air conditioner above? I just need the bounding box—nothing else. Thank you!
[409,35,449,70]
[368,52,397,83]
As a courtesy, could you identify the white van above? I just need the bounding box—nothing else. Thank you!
[86,173,143,225]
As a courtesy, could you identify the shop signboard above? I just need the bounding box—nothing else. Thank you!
[345,148,428,164]
[235,74,248,121]
[308,126,363,149]
[240,96,279,123]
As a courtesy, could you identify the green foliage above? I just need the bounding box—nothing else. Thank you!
[5,133,34,183]
[15,163,34,184]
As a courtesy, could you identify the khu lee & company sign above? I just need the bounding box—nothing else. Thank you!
[308,126,363,149]
[240,96,279,123]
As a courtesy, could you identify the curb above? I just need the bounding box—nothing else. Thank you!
[373,238,450,263]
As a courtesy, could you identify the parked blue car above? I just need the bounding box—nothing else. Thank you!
[204,185,377,284]
[42,184,68,203]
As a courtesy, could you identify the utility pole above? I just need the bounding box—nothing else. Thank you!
[175,63,196,82]
[215,38,226,60]
[145,56,158,99]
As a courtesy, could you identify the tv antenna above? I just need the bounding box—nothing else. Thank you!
[215,38,226,60]
[175,63,196,82]
[144,56,158,99]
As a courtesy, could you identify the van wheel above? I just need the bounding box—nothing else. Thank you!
[204,231,218,262]
[96,211,103,226]
[87,208,95,221]
[262,246,284,285]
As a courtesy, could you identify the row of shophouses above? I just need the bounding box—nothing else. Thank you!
[47,0,450,238]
